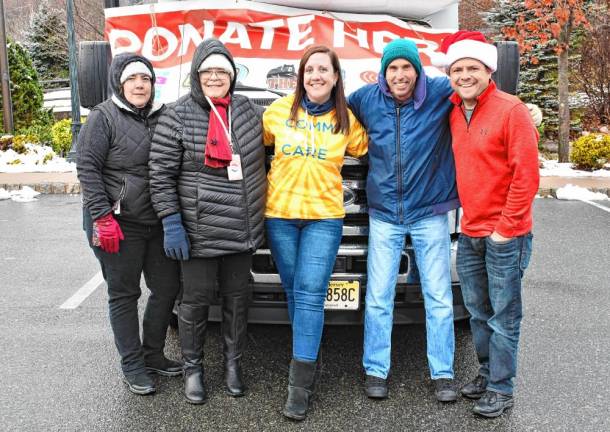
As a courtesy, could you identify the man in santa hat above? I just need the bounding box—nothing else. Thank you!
[440,30,540,418]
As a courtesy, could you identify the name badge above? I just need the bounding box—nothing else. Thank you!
[227,154,243,181]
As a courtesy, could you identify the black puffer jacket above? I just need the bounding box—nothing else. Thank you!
[77,53,163,225]
[149,39,266,258]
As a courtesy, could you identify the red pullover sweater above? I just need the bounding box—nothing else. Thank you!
[449,81,540,238]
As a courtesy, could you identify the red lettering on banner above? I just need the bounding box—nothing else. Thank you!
[105,8,449,68]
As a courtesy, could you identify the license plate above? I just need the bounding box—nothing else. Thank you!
[324,280,360,310]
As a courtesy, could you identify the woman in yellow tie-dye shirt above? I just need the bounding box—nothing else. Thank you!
[262,45,367,421]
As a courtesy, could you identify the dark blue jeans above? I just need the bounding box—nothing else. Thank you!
[265,218,343,362]
[456,232,533,395]
[84,209,181,375]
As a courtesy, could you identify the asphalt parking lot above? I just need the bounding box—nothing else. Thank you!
[1,195,609,431]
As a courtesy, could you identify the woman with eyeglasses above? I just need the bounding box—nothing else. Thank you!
[262,45,368,420]
[149,39,266,404]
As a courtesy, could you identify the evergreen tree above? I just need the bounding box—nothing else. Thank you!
[0,39,52,133]
[483,0,559,140]
[24,1,69,85]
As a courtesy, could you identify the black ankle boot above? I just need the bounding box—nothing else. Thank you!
[179,304,208,404]
[222,294,249,397]
[283,359,317,421]
[183,366,205,405]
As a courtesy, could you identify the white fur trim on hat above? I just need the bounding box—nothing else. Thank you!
[445,39,498,72]
[197,54,234,79]
[429,50,449,69]
[120,61,152,84]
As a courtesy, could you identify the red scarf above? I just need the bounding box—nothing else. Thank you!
[205,96,233,168]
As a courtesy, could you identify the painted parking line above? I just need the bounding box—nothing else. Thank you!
[59,271,105,309]
[580,199,610,214]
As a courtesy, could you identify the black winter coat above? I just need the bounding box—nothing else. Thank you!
[77,53,162,225]
[149,39,266,258]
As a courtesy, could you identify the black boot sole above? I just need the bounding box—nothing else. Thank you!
[282,409,306,421]
[365,388,389,399]
[185,396,206,405]
[146,366,183,377]
[460,391,485,400]
[436,393,458,403]
[226,388,246,397]
[473,401,514,418]
[122,378,156,395]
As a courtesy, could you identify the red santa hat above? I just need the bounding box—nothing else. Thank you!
[433,30,497,72]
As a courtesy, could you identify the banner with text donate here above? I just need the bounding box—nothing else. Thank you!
[105,0,451,102]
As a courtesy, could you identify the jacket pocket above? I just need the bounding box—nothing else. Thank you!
[119,174,152,219]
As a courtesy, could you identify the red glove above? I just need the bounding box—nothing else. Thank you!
[92,213,124,254]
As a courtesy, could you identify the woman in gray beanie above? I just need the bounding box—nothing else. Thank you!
[77,53,182,396]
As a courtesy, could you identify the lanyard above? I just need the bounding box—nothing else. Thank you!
[205,96,232,150]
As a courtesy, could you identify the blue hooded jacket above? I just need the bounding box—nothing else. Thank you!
[347,69,459,225]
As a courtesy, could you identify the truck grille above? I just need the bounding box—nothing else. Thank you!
[251,156,459,288]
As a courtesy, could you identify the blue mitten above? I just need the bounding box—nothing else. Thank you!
[162,213,190,260]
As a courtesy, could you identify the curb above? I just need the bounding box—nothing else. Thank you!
[537,187,610,198]
[2,182,609,198]
[0,182,81,194]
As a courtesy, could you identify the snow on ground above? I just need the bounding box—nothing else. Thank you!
[555,184,609,201]
[0,144,75,173]
[0,186,41,202]
[540,159,610,177]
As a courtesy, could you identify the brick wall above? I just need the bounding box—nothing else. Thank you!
[459,0,495,32]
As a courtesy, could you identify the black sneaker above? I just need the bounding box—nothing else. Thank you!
[473,390,514,418]
[123,372,156,395]
[146,357,183,377]
[434,378,457,402]
[364,375,388,399]
[460,375,488,399]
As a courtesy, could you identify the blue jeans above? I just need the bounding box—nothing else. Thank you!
[265,218,343,362]
[456,233,533,395]
[363,214,455,380]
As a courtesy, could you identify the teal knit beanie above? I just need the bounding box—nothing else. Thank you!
[380,39,422,76]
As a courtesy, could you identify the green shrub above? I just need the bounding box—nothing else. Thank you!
[11,136,27,154]
[13,133,40,146]
[571,133,610,170]
[0,135,12,151]
[17,111,54,145]
[0,39,50,132]
[42,153,54,164]
[51,119,72,156]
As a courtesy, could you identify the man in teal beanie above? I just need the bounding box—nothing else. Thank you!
[348,38,458,402]
[380,38,422,76]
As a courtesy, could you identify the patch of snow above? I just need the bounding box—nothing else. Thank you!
[0,186,41,202]
[0,144,76,173]
[555,184,609,201]
[540,159,610,177]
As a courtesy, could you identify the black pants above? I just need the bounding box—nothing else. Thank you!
[181,252,252,306]
[84,209,180,375]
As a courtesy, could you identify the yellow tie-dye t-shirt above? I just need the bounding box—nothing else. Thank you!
[262,94,368,219]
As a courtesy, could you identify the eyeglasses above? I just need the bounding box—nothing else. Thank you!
[200,69,231,80]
